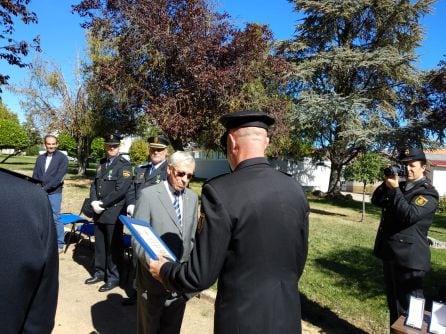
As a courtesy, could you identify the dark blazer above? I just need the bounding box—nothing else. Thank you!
[0,168,58,333]
[90,156,133,224]
[32,149,68,194]
[126,160,168,206]
[160,157,310,334]
[372,177,439,271]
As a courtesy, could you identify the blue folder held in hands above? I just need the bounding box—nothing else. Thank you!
[119,215,177,261]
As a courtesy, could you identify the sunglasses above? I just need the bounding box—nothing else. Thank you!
[106,144,120,149]
[171,166,194,180]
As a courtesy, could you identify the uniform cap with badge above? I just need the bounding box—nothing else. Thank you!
[398,147,426,163]
[104,132,123,145]
[148,135,170,149]
[219,110,275,150]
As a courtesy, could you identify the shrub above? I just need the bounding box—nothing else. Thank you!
[129,139,148,165]
[90,137,105,161]
[25,144,40,156]
[438,198,446,214]
[57,133,77,157]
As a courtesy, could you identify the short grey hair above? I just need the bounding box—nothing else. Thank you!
[168,151,195,168]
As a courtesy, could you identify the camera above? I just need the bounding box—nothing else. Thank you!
[383,163,407,177]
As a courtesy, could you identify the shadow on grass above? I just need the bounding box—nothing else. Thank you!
[300,293,367,334]
[308,197,382,217]
[310,208,348,217]
[314,246,384,300]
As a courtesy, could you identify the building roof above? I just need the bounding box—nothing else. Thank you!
[429,160,446,168]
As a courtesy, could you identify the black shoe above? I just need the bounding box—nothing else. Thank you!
[121,295,137,306]
[99,281,119,292]
[85,275,104,285]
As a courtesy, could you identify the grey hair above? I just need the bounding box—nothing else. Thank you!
[168,151,195,168]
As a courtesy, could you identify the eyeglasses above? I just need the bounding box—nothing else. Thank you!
[171,166,194,180]
[105,144,120,149]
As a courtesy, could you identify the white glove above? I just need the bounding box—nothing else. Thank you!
[91,200,105,214]
[127,204,135,217]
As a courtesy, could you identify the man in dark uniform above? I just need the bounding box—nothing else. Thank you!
[85,132,133,292]
[149,110,310,334]
[0,168,58,333]
[123,135,170,305]
[372,147,439,326]
[126,135,170,216]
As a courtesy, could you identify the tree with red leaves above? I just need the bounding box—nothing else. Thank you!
[73,0,290,151]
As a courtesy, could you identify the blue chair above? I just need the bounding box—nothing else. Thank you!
[75,223,95,249]
[60,213,91,253]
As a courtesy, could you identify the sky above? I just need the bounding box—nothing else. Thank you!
[1,0,445,122]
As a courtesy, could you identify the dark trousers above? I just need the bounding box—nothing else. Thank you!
[383,261,426,326]
[136,288,186,334]
[94,222,124,283]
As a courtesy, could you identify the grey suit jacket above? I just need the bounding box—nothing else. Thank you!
[132,181,198,294]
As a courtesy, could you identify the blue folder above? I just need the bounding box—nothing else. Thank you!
[119,215,177,261]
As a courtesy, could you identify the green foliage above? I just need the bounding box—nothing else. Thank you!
[0,101,19,122]
[90,137,104,161]
[344,152,387,186]
[25,144,40,156]
[129,138,148,165]
[57,133,77,157]
[438,198,446,214]
[0,119,28,149]
[280,0,434,193]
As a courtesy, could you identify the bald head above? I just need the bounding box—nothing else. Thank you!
[227,127,270,170]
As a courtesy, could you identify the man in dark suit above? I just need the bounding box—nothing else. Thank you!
[133,151,198,334]
[85,132,133,292]
[149,110,310,334]
[372,147,439,326]
[32,134,69,252]
[0,168,58,333]
[123,135,170,306]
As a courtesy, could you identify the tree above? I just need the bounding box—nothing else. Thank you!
[422,57,446,143]
[0,0,40,91]
[10,57,108,175]
[129,138,148,166]
[279,0,434,195]
[0,101,19,122]
[0,118,28,153]
[344,152,387,222]
[73,0,291,151]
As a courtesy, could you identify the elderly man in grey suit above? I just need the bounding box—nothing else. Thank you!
[133,151,198,334]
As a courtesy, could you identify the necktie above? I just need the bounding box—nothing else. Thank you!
[106,159,111,168]
[150,164,156,175]
[173,192,182,226]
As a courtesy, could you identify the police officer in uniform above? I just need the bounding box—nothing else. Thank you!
[372,147,439,326]
[85,132,133,292]
[126,135,170,216]
[149,110,310,334]
[123,135,170,305]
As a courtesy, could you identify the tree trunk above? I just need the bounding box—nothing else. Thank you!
[76,136,92,176]
[361,182,366,223]
[327,161,342,195]
[0,149,22,163]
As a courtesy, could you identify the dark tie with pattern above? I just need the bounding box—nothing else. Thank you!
[173,192,182,226]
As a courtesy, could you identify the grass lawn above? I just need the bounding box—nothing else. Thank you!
[2,155,446,333]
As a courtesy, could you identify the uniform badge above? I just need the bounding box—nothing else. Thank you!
[415,195,428,207]
[197,212,206,234]
[123,170,131,178]
[404,148,410,156]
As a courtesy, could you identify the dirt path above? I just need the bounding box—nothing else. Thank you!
[55,240,322,333]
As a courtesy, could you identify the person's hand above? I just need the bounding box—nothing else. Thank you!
[91,200,105,214]
[149,256,169,283]
[127,204,135,216]
[385,175,399,189]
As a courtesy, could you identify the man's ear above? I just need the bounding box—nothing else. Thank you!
[228,132,237,152]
